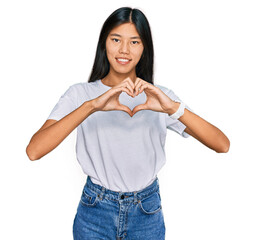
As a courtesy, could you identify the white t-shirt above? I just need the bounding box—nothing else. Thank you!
[47,79,192,192]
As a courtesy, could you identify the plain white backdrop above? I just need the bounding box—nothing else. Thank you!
[1,0,255,239]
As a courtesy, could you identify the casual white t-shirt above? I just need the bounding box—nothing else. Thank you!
[47,79,192,192]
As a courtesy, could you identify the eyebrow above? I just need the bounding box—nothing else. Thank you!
[109,33,141,39]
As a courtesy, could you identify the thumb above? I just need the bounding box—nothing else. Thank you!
[117,104,134,117]
[132,104,147,115]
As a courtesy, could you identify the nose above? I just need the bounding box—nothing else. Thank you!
[119,41,130,54]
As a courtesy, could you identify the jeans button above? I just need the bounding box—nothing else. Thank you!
[121,195,124,199]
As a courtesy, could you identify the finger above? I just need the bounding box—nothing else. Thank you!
[134,77,148,94]
[135,77,144,86]
[125,77,136,90]
[134,78,142,95]
[139,84,146,94]
[134,83,142,96]
[138,82,153,94]
[118,104,133,117]
[119,80,134,97]
[122,77,135,95]
[115,86,133,97]
[132,103,147,115]
[136,83,146,95]
[123,82,135,97]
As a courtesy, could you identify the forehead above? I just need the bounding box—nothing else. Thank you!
[108,23,140,38]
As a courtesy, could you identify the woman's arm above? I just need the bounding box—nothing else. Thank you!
[26,100,96,161]
[167,102,230,153]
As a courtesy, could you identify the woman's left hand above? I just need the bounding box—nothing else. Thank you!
[131,78,230,153]
[132,77,175,116]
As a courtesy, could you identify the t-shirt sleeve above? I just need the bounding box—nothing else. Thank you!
[156,84,194,138]
[47,85,77,121]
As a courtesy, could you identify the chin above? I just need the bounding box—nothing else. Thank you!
[113,68,134,75]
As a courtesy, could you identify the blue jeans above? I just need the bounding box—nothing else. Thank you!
[73,176,166,239]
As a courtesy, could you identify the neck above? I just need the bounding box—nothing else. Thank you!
[101,70,137,87]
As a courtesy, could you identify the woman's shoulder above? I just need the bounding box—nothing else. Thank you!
[67,80,99,92]
[154,83,175,95]
[154,82,182,102]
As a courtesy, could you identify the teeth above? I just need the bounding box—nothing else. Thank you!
[117,58,129,62]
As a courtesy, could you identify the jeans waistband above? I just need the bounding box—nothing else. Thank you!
[85,176,160,203]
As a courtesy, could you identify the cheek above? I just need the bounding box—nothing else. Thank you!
[106,47,119,61]
[106,50,115,63]
[105,42,115,56]
[134,48,144,62]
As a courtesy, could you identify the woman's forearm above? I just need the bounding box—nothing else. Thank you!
[26,100,96,161]
[167,102,230,153]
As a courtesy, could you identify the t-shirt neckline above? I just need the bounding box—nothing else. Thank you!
[98,79,112,89]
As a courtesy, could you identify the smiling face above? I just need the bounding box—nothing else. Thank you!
[105,22,144,78]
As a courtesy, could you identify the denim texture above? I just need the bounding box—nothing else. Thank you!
[73,176,166,239]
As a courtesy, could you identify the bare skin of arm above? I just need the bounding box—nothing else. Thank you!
[26,100,96,161]
[26,79,135,161]
[167,103,230,153]
[130,77,230,153]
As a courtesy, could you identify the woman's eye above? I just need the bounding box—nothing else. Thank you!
[112,38,120,43]
[131,41,139,45]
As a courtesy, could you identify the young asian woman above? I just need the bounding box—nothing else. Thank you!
[26,7,230,240]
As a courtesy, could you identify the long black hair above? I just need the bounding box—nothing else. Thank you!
[88,7,154,84]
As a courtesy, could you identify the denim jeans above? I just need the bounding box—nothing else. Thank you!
[73,175,166,240]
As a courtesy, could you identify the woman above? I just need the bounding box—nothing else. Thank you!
[26,7,230,240]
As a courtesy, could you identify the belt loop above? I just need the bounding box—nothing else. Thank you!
[133,191,138,204]
[100,186,105,200]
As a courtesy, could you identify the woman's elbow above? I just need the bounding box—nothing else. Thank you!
[26,144,40,161]
[215,138,230,153]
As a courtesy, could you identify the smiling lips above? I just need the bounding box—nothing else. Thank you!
[116,57,131,65]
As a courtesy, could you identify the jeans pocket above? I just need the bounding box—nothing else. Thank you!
[139,190,162,215]
[80,186,99,207]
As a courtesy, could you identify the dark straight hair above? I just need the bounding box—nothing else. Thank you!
[88,7,154,84]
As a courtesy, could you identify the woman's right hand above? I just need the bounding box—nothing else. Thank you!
[92,78,136,117]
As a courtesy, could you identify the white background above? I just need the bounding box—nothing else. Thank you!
[1,0,255,239]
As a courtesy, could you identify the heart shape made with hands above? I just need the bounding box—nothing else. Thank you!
[110,77,175,117]
[118,83,166,117]
[119,90,146,116]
